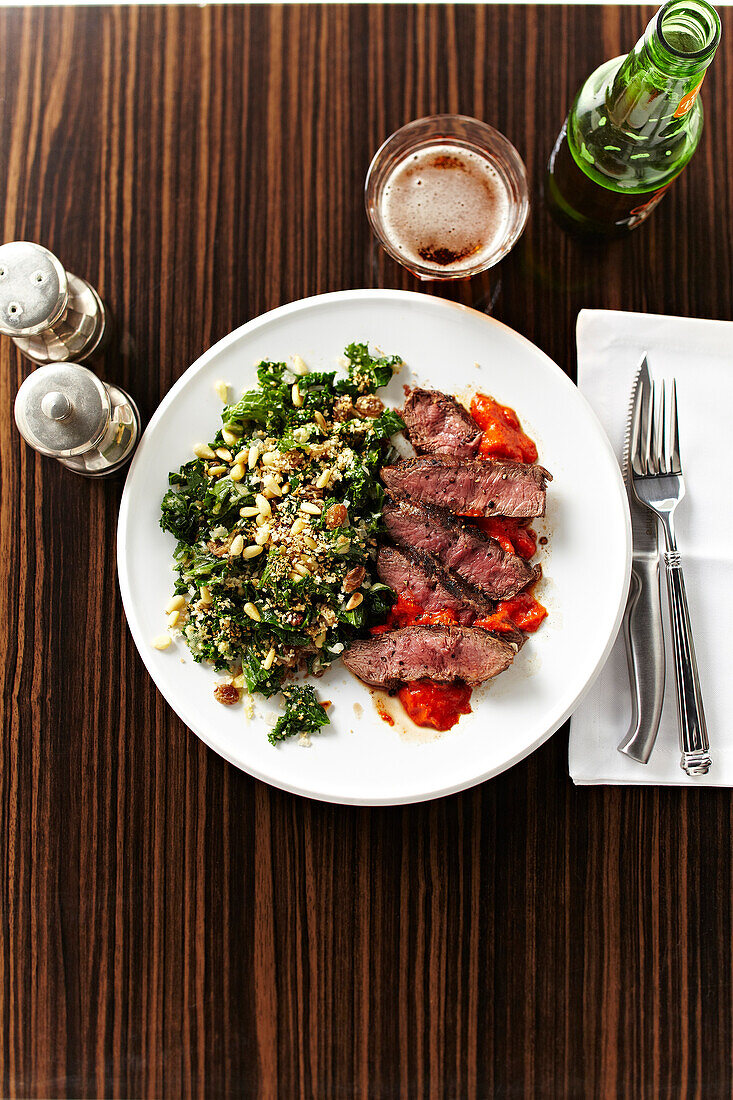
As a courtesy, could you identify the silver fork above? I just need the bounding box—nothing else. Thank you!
[630,376,711,776]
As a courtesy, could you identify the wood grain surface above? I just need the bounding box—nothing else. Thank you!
[1,4,732,1097]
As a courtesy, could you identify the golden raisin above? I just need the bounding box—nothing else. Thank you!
[343,565,366,592]
[326,503,349,529]
[354,395,384,418]
[214,683,241,706]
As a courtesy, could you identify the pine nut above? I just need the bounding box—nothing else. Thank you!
[194,443,216,461]
[222,427,241,446]
[152,634,172,650]
[200,586,213,605]
[167,609,181,627]
[216,447,232,462]
[291,355,309,376]
[335,537,351,553]
[300,501,322,515]
[255,524,271,546]
[314,410,327,430]
[303,536,318,550]
[290,571,305,583]
[293,561,311,577]
[291,517,307,536]
[291,382,304,408]
[230,463,245,482]
[262,451,279,465]
[240,505,260,518]
[232,673,245,689]
[345,592,363,611]
[165,594,186,613]
[315,468,331,489]
[234,449,249,465]
[243,602,261,622]
[263,474,282,496]
[262,647,276,671]
[229,534,244,557]
[248,444,260,469]
[214,380,230,402]
[242,545,264,559]
[255,493,272,518]
[255,513,269,527]
[208,464,226,477]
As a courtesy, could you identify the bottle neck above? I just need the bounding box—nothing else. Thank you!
[606,0,720,131]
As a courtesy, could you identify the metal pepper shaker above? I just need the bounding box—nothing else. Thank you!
[0,241,106,365]
[14,362,140,476]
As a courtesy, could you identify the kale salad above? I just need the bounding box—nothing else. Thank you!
[159,343,403,745]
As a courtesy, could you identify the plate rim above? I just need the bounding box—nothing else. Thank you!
[117,288,632,805]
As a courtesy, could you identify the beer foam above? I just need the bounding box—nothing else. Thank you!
[380,144,512,273]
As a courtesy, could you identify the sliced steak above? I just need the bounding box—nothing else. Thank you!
[343,625,514,690]
[382,456,551,518]
[382,496,536,600]
[401,388,483,458]
[377,545,494,626]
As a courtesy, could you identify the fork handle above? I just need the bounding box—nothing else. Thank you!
[663,550,712,775]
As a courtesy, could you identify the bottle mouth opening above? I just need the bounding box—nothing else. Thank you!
[657,0,721,60]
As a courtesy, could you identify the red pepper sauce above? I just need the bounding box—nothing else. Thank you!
[370,594,460,635]
[470,393,538,464]
[474,589,548,635]
[397,680,473,732]
[471,516,537,559]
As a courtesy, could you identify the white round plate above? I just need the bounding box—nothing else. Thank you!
[117,289,631,805]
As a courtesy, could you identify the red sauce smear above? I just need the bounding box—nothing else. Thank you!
[470,393,538,464]
[474,589,548,636]
[472,516,537,559]
[370,594,459,636]
[375,698,395,726]
[398,680,473,732]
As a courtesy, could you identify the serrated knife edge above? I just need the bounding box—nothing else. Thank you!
[624,357,659,557]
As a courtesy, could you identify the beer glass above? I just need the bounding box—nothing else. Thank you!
[365,115,530,281]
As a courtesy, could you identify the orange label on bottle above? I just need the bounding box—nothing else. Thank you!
[674,78,704,118]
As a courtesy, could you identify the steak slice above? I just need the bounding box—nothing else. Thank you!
[401,388,483,458]
[382,456,551,519]
[382,496,536,600]
[377,545,495,626]
[342,625,514,690]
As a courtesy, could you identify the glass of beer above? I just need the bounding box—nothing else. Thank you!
[365,115,530,281]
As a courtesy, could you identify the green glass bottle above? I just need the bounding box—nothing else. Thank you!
[547,0,721,235]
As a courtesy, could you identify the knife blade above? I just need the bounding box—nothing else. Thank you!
[617,357,667,763]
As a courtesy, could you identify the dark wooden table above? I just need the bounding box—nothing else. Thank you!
[1,4,731,1097]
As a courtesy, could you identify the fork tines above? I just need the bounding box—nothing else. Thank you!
[632,374,682,478]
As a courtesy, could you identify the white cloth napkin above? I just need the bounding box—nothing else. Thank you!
[569,308,733,785]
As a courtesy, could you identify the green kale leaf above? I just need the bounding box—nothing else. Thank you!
[268,684,331,746]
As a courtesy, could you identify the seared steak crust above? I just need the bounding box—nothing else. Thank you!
[377,545,495,626]
[342,625,515,690]
[382,496,536,600]
[401,388,483,458]
[382,456,551,519]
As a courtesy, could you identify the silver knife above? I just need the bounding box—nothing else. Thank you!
[617,357,667,763]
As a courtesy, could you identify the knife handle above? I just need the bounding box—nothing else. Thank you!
[617,558,666,763]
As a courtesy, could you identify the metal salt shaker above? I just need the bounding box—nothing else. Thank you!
[14,362,140,476]
[0,241,106,365]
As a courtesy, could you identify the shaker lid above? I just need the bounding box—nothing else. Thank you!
[14,363,110,457]
[0,242,68,337]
